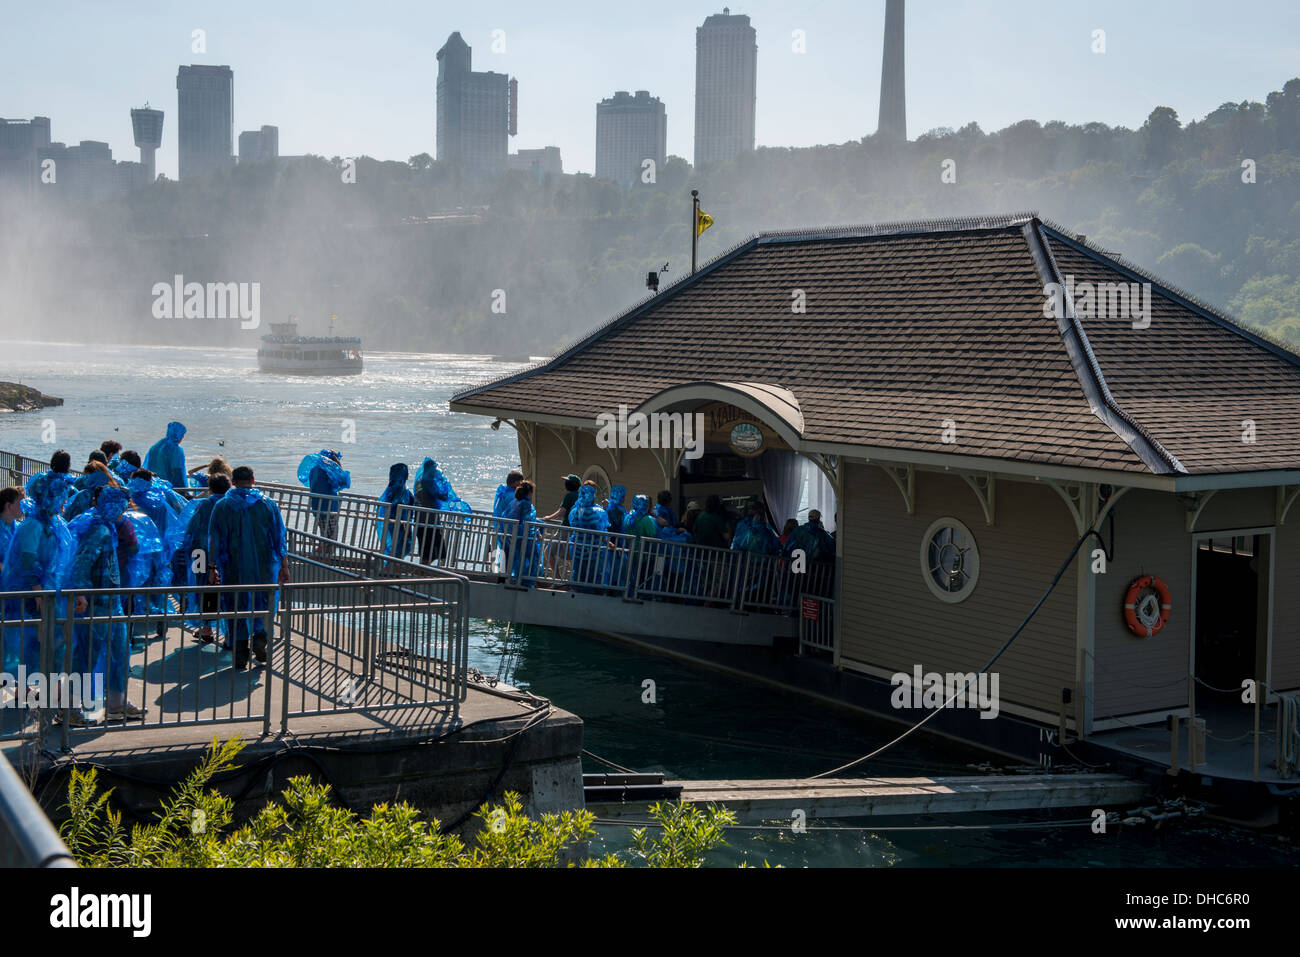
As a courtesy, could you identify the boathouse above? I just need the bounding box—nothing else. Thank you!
[450,214,1300,752]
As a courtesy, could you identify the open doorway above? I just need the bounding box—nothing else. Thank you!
[1193,531,1271,703]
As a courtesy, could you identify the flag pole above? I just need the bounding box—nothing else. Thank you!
[691,189,699,274]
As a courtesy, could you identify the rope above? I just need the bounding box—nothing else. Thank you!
[591,816,1105,833]
[581,750,640,774]
[808,526,1107,779]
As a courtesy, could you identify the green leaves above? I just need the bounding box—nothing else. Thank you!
[60,738,735,868]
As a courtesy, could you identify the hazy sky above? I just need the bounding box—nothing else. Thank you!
[4,0,1298,178]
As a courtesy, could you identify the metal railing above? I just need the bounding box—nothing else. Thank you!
[262,484,836,617]
[798,593,836,654]
[3,450,835,622]
[0,544,467,746]
[0,750,75,868]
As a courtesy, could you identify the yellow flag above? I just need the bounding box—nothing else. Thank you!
[695,208,714,236]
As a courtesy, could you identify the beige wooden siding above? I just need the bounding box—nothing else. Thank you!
[839,465,1078,717]
[1272,517,1300,691]
[528,425,669,517]
[1090,489,1191,718]
[1193,487,1274,534]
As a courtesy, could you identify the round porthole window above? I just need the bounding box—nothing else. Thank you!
[920,517,980,603]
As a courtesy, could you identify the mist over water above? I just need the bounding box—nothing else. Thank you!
[0,340,526,502]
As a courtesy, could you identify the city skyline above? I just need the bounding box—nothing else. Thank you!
[3,1,1298,181]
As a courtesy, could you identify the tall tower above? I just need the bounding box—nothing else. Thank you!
[596,90,667,188]
[176,64,234,181]
[436,32,511,175]
[877,0,907,141]
[130,106,164,183]
[694,9,757,168]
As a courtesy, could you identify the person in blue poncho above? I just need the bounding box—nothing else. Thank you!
[618,494,654,597]
[411,457,471,565]
[114,450,142,486]
[65,486,143,722]
[377,463,414,558]
[299,449,350,549]
[501,481,541,585]
[0,486,22,577]
[168,473,231,642]
[64,462,120,521]
[567,484,611,592]
[1,472,75,676]
[127,472,182,555]
[143,421,188,488]
[208,466,288,671]
[650,494,694,598]
[491,470,524,576]
[604,485,627,535]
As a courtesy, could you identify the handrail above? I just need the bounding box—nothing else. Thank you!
[0,750,76,867]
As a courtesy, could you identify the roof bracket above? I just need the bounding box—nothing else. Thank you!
[959,472,996,525]
[1042,478,1091,536]
[1182,489,1218,533]
[605,441,621,474]
[542,425,578,467]
[1279,486,1300,526]
[806,453,842,498]
[880,463,915,515]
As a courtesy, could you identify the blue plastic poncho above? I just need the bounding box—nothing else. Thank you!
[128,476,181,556]
[606,486,627,534]
[623,494,653,539]
[65,487,132,700]
[733,516,781,555]
[493,483,517,518]
[209,487,287,586]
[64,469,115,521]
[300,449,350,524]
[414,458,472,514]
[114,459,140,485]
[502,494,541,583]
[168,491,225,630]
[783,518,835,563]
[143,421,188,488]
[2,473,75,673]
[0,518,16,570]
[568,486,611,591]
[209,487,287,644]
[377,463,414,557]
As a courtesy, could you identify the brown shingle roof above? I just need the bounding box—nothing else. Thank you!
[452,215,1300,477]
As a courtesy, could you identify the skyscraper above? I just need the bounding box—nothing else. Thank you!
[130,106,164,183]
[176,64,233,180]
[436,32,514,174]
[694,9,757,168]
[878,0,907,141]
[0,116,51,200]
[596,90,667,188]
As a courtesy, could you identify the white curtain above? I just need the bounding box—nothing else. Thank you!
[755,449,804,530]
[805,459,837,532]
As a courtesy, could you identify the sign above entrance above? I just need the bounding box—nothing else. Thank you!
[728,421,764,457]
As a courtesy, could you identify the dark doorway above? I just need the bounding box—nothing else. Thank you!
[1194,534,1269,702]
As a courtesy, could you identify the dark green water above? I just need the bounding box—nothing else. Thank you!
[469,620,1300,868]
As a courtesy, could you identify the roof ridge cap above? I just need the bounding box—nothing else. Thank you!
[757,212,1039,242]
[1024,220,1186,476]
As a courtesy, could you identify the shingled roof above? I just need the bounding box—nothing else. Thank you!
[450,214,1300,480]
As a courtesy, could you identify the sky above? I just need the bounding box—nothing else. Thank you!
[3,0,1298,179]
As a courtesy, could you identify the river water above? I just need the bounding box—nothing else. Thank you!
[2,341,1295,867]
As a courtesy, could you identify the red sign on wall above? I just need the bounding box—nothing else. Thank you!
[801,597,819,620]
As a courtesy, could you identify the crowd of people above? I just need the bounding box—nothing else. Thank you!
[462,470,836,603]
[1,421,289,723]
[1,422,836,720]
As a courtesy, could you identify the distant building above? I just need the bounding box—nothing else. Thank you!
[176,64,234,180]
[596,90,667,188]
[508,146,562,181]
[878,0,907,141]
[130,106,164,183]
[694,9,757,168]
[238,124,280,164]
[436,31,514,174]
[0,116,51,201]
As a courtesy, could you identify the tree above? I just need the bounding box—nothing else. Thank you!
[1141,106,1182,169]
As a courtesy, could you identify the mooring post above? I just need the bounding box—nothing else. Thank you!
[1167,713,1180,776]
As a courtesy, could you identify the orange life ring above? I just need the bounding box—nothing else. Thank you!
[1124,575,1172,637]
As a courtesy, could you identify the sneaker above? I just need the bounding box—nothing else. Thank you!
[105,702,146,722]
[195,627,216,645]
[252,632,268,664]
[233,645,250,671]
